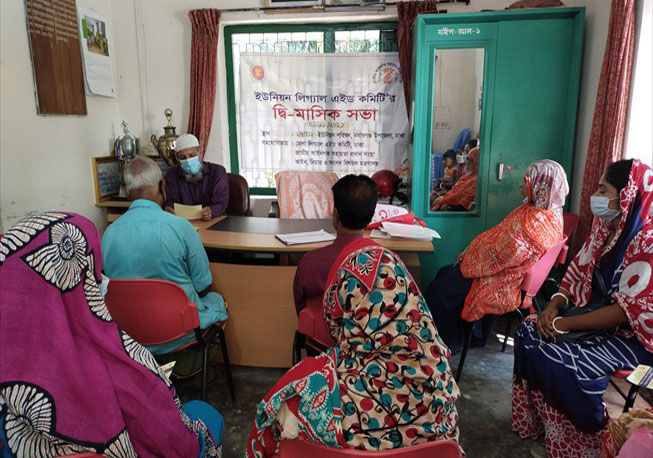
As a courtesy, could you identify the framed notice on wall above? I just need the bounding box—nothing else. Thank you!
[24,0,87,115]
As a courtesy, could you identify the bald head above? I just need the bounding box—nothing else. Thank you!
[124,156,165,205]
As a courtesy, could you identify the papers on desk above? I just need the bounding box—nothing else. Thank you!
[275,230,336,246]
[380,222,441,241]
[174,203,202,220]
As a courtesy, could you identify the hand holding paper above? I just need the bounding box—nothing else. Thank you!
[174,203,203,220]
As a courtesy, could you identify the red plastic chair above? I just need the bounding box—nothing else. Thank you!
[611,369,641,413]
[455,237,568,382]
[274,439,461,458]
[292,296,336,365]
[563,212,580,239]
[557,213,579,267]
[105,279,235,402]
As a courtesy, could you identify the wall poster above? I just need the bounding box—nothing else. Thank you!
[77,6,116,97]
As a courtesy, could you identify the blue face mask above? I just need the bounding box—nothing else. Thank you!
[590,195,620,222]
[180,156,201,175]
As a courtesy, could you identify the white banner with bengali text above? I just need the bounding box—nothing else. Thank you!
[238,53,409,176]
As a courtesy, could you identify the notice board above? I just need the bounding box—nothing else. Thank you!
[25,0,87,115]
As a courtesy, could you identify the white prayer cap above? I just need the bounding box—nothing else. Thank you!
[175,134,200,152]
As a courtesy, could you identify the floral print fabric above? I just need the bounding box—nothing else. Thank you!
[274,171,339,219]
[324,239,460,451]
[245,239,460,457]
[0,213,220,457]
[460,204,563,321]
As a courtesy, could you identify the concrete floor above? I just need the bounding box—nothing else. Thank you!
[177,318,649,458]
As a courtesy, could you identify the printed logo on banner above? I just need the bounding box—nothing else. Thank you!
[251,65,265,81]
[372,62,402,85]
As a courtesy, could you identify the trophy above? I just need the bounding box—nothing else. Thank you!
[151,108,179,167]
[116,121,140,197]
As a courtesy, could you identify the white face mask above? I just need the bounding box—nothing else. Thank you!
[590,195,620,221]
[456,154,466,164]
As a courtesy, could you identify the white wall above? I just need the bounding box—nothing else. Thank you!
[0,0,125,232]
[0,0,611,232]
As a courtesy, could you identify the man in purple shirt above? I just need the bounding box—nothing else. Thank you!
[164,133,229,221]
[292,174,378,315]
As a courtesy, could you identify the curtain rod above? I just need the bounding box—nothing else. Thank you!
[219,1,469,14]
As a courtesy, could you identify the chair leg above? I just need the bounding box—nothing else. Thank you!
[455,321,474,383]
[502,313,515,353]
[623,384,639,413]
[292,331,305,366]
[218,328,236,402]
[201,341,210,402]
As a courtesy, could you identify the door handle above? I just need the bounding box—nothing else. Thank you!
[498,162,504,181]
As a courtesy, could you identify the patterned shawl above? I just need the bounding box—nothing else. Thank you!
[525,159,569,216]
[245,239,459,457]
[323,238,460,450]
[561,160,653,352]
[436,147,479,210]
[0,213,219,457]
[459,159,568,320]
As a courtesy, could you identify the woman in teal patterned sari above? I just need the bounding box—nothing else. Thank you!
[246,238,460,457]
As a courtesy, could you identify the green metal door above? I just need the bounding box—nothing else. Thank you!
[485,17,580,230]
[410,8,584,288]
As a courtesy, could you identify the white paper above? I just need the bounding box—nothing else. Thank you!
[174,203,203,220]
[78,7,116,97]
[381,222,441,241]
[275,230,336,245]
[370,229,391,239]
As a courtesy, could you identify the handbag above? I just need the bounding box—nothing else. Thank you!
[553,268,616,345]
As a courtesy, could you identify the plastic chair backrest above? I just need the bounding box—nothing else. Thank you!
[105,279,200,346]
[520,236,568,299]
[298,296,336,348]
[278,439,461,458]
[563,213,579,240]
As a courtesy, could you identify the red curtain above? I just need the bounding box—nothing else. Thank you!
[572,0,636,253]
[397,1,439,112]
[187,9,221,157]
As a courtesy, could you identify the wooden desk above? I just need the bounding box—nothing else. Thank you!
[99,211,432,367]
[196,216,434,254]
[200,216,433,368]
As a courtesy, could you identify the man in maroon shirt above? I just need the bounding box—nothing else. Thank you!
[164,134,229,221]
[292,174,378,315]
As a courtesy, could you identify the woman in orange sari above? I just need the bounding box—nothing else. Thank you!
[431,147,479,211]
[426,159,568,352]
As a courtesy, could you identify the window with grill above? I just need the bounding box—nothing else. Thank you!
[225,23,398,194]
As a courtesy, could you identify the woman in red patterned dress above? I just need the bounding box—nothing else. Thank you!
[512,159,653,458]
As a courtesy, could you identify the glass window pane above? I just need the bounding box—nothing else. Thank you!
[430,48,485,213]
